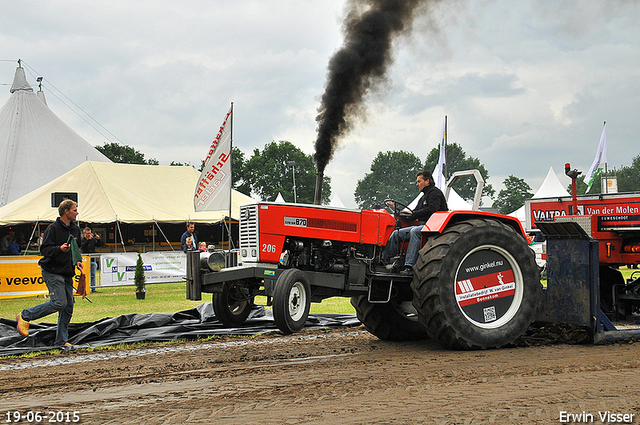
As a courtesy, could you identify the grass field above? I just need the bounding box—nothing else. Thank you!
[0,281,356,324]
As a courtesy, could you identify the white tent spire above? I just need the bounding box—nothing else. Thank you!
[36,76,48,105]
[0,65,111,206]
[532,167,570,199]
[10,65,33,93]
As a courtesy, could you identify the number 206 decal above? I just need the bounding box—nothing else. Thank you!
[262,244,277,253]
[284,217,307,227]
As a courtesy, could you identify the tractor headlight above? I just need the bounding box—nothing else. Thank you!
[201,251,226,272]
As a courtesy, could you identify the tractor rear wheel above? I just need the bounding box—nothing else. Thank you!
[351,295,429,341]
[213,282,254,326]
[411,218,541,349]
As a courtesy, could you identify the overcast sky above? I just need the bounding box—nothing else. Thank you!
[1,0,638,208]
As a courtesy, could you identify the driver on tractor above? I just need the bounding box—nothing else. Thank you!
[381,170,448,276]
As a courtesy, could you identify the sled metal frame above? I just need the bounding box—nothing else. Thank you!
[537,221,640,343]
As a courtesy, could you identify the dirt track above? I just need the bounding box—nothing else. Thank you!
[1,327,640,425]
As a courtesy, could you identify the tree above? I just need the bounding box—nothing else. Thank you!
[423,142,495,203]
[492,175,533,215]
[231,146,251,196]
[96,142,157,165]
[134,252,146,296]
[242,141,331,204]
[616,154,640,192]
[354,151,423,209]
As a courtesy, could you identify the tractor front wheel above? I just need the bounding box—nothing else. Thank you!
[273,269,311,334]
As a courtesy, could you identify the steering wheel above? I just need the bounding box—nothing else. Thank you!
[383,199,414,219]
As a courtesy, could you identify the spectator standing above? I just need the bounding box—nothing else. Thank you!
[81,227,103,293]
[1,234,10,255]
[181,222,197,253]
[8,236,20,255]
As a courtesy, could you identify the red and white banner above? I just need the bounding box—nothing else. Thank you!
[194,105,233,212]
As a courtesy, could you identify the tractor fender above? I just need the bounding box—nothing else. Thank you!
[422,210,526,238]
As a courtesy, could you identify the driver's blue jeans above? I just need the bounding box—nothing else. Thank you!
[381,225,423,267]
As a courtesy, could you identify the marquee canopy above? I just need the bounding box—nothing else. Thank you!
[0,161,256,225]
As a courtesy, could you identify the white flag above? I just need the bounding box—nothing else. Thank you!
[584,122,607,193]
[194,106,233,211]
[433,116,446,189]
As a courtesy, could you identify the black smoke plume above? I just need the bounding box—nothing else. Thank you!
[314,0,429,203]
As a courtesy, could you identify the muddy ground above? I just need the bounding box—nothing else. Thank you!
[1,327,639,425]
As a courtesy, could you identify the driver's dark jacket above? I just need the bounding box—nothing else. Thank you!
[410,185,448,225]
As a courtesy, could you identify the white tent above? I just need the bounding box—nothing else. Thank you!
[329,193,345,208]
[408,187,472,212]
[509,166,570,226]
[0,161,256,225]
[0,66,111,207]
[531,166,570,199]
[445,189,472,210]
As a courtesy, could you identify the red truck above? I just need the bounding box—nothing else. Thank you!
[525,165,640,321]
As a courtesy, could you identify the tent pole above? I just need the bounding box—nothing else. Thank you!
[154,219,174,251]
[23,219,40,255]
[116,219,126,253]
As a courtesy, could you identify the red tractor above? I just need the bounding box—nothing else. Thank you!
[187,171,542,349]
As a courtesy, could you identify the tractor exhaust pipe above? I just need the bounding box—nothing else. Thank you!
[314,170,324,205]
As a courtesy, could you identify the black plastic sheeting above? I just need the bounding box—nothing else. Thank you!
[0,303,361,356]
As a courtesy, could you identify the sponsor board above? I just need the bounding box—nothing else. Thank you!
[0,255,90,299]
[101,252,186,286]
[526,194,640,231]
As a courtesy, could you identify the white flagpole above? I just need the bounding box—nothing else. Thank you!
[443,115,447,182]
[227,102,234,252]
[434,115,447,190]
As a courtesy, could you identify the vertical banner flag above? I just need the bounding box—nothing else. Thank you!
[584,121,607,194]
[194,106,233,211]
[434,116,447,189]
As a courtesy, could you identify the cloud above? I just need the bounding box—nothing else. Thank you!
[1,0,638,210]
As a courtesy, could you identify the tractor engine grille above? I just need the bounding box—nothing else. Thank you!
[239,204,259,262]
